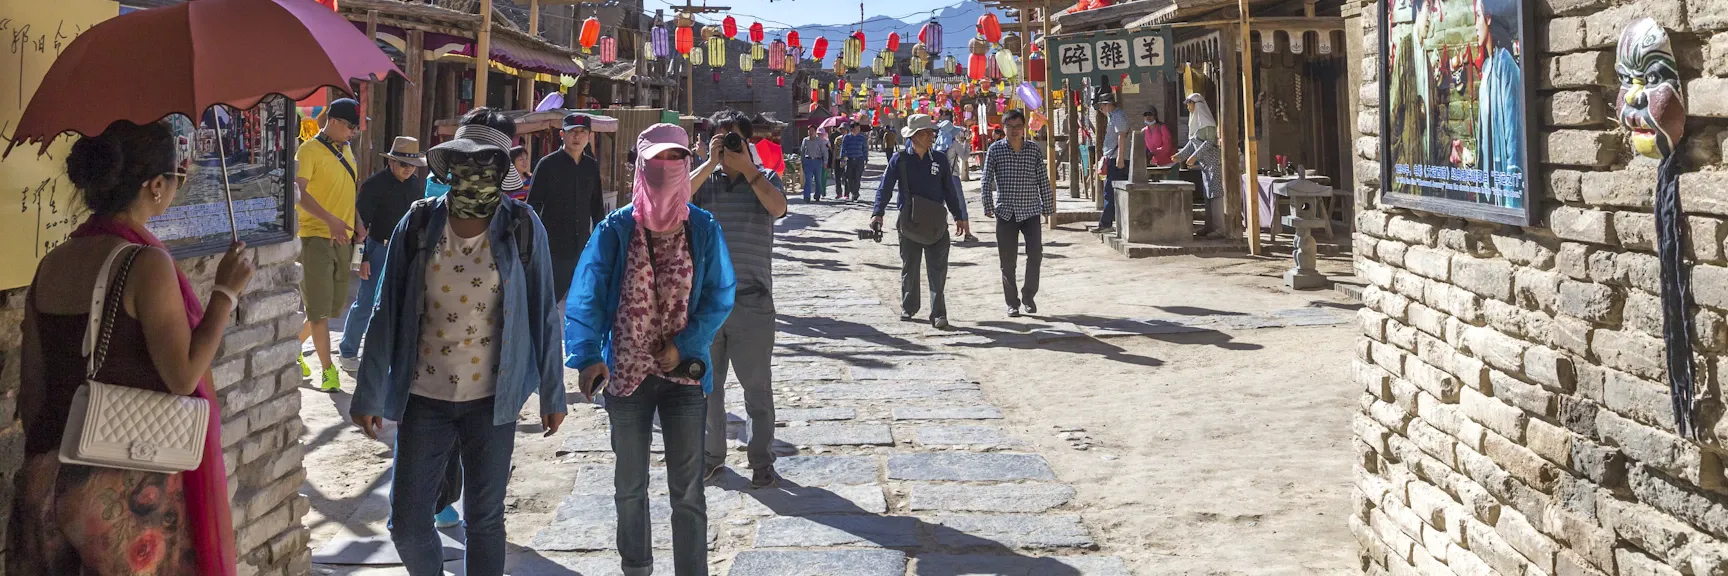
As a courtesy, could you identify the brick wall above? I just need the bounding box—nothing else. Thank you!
[0,240,311,575]
[1349,0,1728,574]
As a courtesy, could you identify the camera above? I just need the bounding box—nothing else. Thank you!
[723,132,746,153]
[855,221,883,243]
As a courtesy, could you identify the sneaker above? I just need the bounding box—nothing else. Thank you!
[703,463,725,483]
[319,366,341,393]
[337,355,361,373]
[298,355,312,378]
[434,505,461,528]
[1093,226,1115,234]
[1025,300,1038,315]
[751,467,781,489]
[964,234,980,243]
[1007,306,1021,318]
[900,312,916,322]
[933,317,951,330]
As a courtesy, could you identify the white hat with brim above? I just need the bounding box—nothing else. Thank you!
[901,114,938,139]
[426,124,524,191]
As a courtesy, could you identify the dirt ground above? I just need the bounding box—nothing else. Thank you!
[300,176,1361,575]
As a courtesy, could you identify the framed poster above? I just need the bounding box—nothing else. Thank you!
[147,96,297,259]
[1378,0,1535,225]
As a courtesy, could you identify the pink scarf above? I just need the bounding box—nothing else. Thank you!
[68,216,238,576]
[633,157,691,232]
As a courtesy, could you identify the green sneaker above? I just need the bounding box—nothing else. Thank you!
[298,355,312,378]
[319,366,341,393]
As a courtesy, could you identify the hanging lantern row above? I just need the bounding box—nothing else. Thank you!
[599,36,617,64]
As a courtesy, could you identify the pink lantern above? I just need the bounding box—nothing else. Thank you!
[598,36,617,64]
[768,38,787,70]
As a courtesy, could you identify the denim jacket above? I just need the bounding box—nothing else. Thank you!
[564,206,736,395]
[352,195,567,426]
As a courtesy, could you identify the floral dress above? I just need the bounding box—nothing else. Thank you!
[607,226,696,396]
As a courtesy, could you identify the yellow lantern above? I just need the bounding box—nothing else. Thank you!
[995,49,1018,79]
[739,52,754,72]
[810,78,819,90]
[751,43,766,62]
[706,35,727,67]
[690,43,705,65]
[783,46,798,73]
[881,50,895,69]
[841,36,863,69]
[871,53,886,76]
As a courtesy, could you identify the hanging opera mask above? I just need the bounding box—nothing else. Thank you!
[1616,18,1686,159]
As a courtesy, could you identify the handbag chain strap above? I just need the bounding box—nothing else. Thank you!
[84,244,141,380]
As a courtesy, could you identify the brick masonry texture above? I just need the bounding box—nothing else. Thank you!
[1350,0,1728,574]
[0,242,310,576]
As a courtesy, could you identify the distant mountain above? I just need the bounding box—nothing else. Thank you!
[788,1,1012,62]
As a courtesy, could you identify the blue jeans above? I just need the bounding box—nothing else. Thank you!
[1098,160,1129,229]
[339,237,385,358]
[801,158,827,200]
[390,395,515,576]
[607,376,707,576]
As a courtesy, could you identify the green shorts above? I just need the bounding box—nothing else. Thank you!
[300,237,354,321]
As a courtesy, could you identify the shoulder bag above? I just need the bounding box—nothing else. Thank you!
[59,244,211,473]
[895,154,949,245]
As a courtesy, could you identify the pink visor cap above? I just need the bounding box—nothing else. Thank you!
[637,123,691,159]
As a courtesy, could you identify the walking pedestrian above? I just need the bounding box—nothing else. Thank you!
[351,107,566,576]
[508,145,533,201]
[799,125,830,202]
[842,123,870,201]
[936,109,968,181]
[980,109,1055,318]
[831,127,848,200]
[1174,93,1226,237]
[528,112,606,303]
[689,112,788,489]
[567,123,736,576]
[296,97,365,392]
[873,114,969,330]
[338,136,426,372]
[17,119,247,576]
[1092,90,1131,234]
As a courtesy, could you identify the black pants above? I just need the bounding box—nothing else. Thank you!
[552,249,583,306]
[996,215,1043,309]
[845,157,867,197]
[899,232,951,320]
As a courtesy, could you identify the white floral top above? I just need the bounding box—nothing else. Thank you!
[411,225,504,402]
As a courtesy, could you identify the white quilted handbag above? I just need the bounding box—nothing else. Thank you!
[57,244,210,473]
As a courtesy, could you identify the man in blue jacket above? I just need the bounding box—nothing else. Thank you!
[873,114,969,330]
[350,108,566,576]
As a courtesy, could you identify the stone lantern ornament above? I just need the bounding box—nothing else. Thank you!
[1280,171,1330,290]
[1616,17,1699,437]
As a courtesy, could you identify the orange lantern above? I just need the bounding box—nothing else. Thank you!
[812,36,829,61]
[967,53,986,79]
[675,16,694,55]
[886,32,900,53]
[579,17,601,49]
[977,13,1001,44]
[722,16,738,39]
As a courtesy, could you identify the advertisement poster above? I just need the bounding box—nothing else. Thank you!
[1379,0,1534,225]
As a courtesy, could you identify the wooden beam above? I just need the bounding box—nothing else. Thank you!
[1041,1,1056,226]
[1236,0,1260,254]
[519,0,538,111]
[363,10,382,178]
[475,0,493,108]
[1216,32,1245,245]
[405,29,425,142]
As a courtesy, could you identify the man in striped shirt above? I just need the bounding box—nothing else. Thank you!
[690,111,789,489]
[980,109,1056,317]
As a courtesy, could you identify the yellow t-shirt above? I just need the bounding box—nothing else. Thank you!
[295,137,358,239]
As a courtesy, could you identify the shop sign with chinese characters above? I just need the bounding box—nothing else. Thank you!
[1049,26,1177,85]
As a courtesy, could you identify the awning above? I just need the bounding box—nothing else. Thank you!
[482,32,583,76]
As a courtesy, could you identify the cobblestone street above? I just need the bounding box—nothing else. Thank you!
[305,152,1363,575]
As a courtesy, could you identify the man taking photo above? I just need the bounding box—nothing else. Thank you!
[980,110,1055,318]
[528,112,606,303]
[296,97,366,392]
[873,114,968,330]
[689,111,789,489]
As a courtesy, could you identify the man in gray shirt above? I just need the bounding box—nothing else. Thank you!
[1094,90,1131,233]
[798,125,830,202]
[689,111,789,489]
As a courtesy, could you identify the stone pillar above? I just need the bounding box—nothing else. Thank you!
[1116,179,1194,244]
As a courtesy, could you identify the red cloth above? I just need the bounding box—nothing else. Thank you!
[755,139,786,173]
[609,227,696,395]
[67,216,237,576]
[1143,123,1175,165]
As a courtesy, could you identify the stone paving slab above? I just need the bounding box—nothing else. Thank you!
[772,363,849,381]
[727,549,907,576]
[775,408,859,422]
[1078,307,1353,338]
[912,425,1026,447]
[908,483,1076,513]
[561,432,660,454]
[911,554,1131,575]
[736,483,888,516]
[850,364,972,381]
[510,553,675,576]
[892,406,1004,420]
[813,382,983,401]
[753,516,920,547]
[771,455,881,485]
[887,453,1056,482]
[530,493,728,551]
[930,514,1095,549]
[775,422,894,446]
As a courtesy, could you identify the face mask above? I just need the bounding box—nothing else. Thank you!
[445,161,504,219]
[1145,120,1155,126]
[633,157,691,232]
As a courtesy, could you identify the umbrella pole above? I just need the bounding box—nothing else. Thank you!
[213,106,240,242]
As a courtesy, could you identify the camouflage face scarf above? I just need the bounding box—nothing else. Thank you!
[446,161,504,219]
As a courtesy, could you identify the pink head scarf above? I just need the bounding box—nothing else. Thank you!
[632,123,692,232]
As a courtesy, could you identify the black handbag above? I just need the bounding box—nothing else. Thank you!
[895,154,948,245]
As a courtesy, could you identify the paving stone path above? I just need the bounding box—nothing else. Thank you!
[514,186,1130,575]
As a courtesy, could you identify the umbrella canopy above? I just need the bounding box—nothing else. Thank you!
[8,0,400,153]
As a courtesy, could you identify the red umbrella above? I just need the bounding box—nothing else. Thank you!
[8,0,400,236]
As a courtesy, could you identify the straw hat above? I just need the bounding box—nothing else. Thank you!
[380,136,427,166]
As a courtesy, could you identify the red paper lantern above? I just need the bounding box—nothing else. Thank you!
[675,26,694,55]
[722,16,738,39]
[977,13,1001,44]
[811,88,819,102]
[812,37,829,60]
[967,53,986,79]
[579,17,601,49]
[852,30,866,49]
[1028,52,1045,81]
[714,71,722,82]
[778,76,786,87]
[749,22,764,44]
[892,73,901,86]
[886,32,900,53]
[788,30,801,48]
